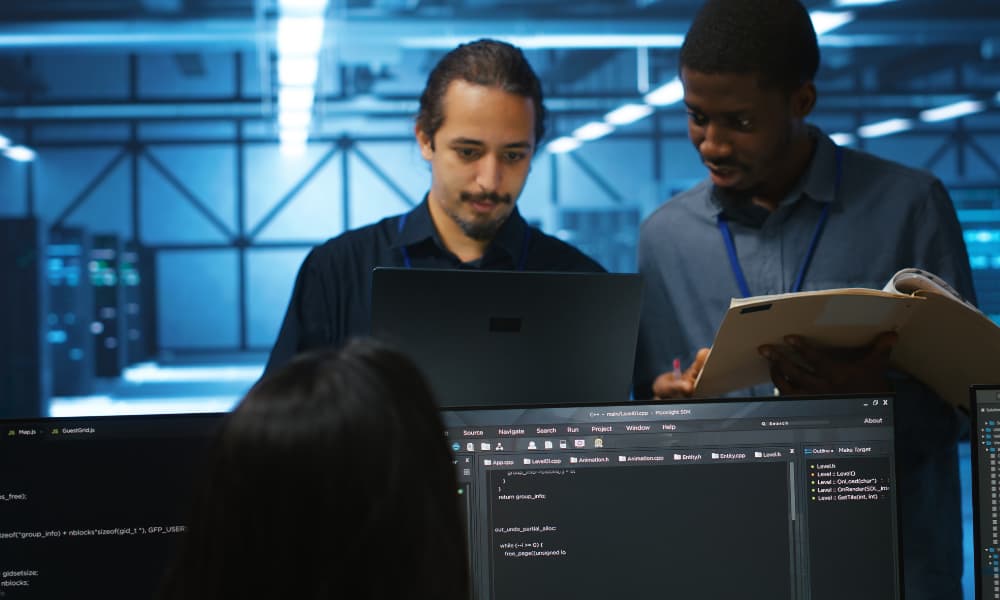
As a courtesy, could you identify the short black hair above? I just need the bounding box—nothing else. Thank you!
[679,0,819,91]
[417,38,546,147]
[159,340,468,600]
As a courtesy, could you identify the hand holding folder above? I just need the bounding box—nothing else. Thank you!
[694,268,998,409]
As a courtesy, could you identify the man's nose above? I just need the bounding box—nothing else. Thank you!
[699,123,733,160]
[475,155,502,191]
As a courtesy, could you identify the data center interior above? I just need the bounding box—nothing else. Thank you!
[1,0,999,596]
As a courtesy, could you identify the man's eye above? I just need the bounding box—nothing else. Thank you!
[687,111,707,126]
[736,118,754,130]
[456,148,479,159]
[503,151,526,163]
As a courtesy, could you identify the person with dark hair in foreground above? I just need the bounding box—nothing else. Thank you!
[634,1,974,598]
[160,340,468,600]
[266,38,603,374]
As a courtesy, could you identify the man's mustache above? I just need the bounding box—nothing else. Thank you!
[460,191,513,205]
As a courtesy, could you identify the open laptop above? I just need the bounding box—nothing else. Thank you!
[0,413,224,598]
[443,394,903,600]
[371,268,643,408]
[970,385,1000,599]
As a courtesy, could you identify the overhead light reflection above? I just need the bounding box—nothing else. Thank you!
[919,100,986,123]
[644,78,684,107]
[4,145,37,162]
[573,122,614,141]
[810,11,856,35]
[829,132,857,146]
[276,17,325,56]
[604,103,654,126]
[546,136,582,154]
[857,118,913,138]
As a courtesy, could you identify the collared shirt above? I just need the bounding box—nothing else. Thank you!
[266,197,604,373]
[635,127,976,600]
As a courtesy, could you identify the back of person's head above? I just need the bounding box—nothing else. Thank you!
[160,339,468,600]
[417,38,546,147]
[679,0,819,91]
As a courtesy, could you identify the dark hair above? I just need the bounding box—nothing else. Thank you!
[417,38,546,147]
[679,0,819,91]
[160,340,468,600]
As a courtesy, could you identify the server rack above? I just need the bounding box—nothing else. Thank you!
[0,218,50,418]
[47,227,94,396]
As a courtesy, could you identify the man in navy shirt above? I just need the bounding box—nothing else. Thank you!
[267,39,603,373]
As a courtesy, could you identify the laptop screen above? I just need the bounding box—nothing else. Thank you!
[371,268,643,407]
[444,395,901,600]
[971,385,1000,600]
[0,413,224,598]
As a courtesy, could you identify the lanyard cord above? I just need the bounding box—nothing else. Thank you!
[396,212,531,271]
[716,145,843,297]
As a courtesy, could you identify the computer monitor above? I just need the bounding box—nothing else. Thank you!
[0,413,224,598]
[970,385,1000,599]
[371,268,643,407]
[443,395,902,600]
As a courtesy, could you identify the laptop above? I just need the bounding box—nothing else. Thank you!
[371,268,643,408]
[443,394,903,600]
[970,385,1000,599]
[0,413,224,598]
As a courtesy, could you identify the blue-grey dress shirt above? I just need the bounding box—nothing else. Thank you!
[636,128,976,600]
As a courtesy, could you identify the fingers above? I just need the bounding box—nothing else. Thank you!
[759,344,826,393]
[652,350,711,398]
[652,370,694,399]
[687,347,711,378]
[866,331,898,361]
[769,359,795,395]
[761,331,898,394]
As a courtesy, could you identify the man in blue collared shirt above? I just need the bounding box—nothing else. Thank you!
[267,39,603,373]
[635,1,975,598]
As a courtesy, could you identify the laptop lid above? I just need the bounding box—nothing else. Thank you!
[443,394,902,600]
[371,268,643,408]
[0,413,224,598]
[971,385,1000,600]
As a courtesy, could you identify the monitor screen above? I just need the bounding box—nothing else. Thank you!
[444,395,901,600]
[0,413,224,598]
[971,385,1000,600]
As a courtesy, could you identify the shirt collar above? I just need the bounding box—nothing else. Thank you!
[391,195,437,249]
[391,195,529,264]
[798,127,839,207]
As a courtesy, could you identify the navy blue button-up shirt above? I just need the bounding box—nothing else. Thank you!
[266,197,604,373]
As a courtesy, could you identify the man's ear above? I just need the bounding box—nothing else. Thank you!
[791,82,817,119]
[415,124,434,161]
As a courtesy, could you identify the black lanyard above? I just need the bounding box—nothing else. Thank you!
[716,145,843,297]
[396,212,531,270]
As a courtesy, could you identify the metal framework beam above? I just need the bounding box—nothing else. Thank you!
[1,92,995,123]
[1,17,997,50]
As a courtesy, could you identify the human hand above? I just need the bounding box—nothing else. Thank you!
[652,348,710,398]
[758,332,898,395]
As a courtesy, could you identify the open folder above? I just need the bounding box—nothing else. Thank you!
[694,268,1000,409]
